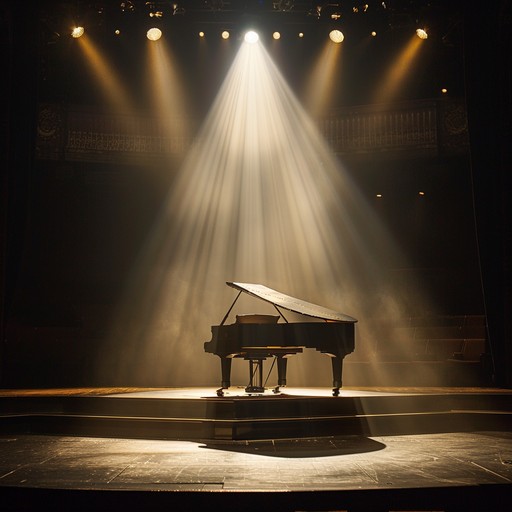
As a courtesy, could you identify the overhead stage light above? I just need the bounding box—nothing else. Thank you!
[244,31,259,44]
[71,26,84,38]
[147,27,162,41]
[329,29,344,43]
[221,30,230,39]
[272,31,281,40]
[416,28,428,39]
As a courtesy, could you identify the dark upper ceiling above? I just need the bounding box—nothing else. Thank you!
[34,0,464,41]
[3,1,467,108]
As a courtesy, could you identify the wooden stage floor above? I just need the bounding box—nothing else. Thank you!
[1,386,511,511]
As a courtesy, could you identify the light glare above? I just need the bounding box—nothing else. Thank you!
[71,26,84,38]
[147,27,162,41]
[416,28,428,39]
[329,29,344,43]
[244,31,259,44]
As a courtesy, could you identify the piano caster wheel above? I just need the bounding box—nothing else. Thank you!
[332,388,340,397]
[216,388,225,397]
[273,386,280,394]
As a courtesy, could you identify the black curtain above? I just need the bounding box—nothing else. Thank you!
[464,2,512,387]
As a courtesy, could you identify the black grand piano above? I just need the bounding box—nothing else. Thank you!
[204,282,357,396]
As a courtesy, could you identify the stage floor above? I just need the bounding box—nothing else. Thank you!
[1,387,512,511]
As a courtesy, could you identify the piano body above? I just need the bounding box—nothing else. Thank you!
[204,282,357,396]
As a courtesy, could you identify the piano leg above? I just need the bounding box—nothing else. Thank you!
[331,356,343,396]
[217,357,232,396]
[270,356,288,394]
[277,356,287,386]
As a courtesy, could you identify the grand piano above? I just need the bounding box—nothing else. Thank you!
[204,282,357,396]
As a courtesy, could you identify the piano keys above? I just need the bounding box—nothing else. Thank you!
[204,282,357,396]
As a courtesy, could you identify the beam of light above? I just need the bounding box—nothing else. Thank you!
[146,37,191,144]
[302,36,343,118]
[75,34,134,111]
[372,34,424,104]
[97,36,434,389]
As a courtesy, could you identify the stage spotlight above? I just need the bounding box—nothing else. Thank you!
[147,27,162,41]
[244,30,259,44]
[329,29,344,43]
[221,30,230,39]
[71,26,85,38]
[272,31,281,40]
[199,31,205,38]
[416,28,428,39]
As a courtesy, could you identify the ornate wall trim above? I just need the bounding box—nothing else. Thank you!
[36,98,469,165]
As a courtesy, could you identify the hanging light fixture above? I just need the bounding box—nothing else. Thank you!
[329,29,344,43]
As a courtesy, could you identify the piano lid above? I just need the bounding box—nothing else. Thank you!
[227,282,357,323]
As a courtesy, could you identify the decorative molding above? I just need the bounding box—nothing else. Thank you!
[36,98,469,165]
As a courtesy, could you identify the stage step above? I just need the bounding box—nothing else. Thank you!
[1,390,511,441]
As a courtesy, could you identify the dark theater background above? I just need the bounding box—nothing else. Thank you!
[1,1,511,511]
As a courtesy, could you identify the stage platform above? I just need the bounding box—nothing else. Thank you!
[1,386,512,511]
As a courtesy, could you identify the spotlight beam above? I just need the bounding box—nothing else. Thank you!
[100,36,430,387]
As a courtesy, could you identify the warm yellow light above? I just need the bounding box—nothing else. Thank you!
[199,31,205,38]
[147,27,162,41]
[272,31,281,40]
[298,32,304,38]
[372,34,423,104]
[97,31,429,389]
[71,26,84,38]
[371,30,377,37]
[74,33,133,110]
[329,29,344,43]
[221,30,230,39]
[416,28,428,39]
[303,30,343,118]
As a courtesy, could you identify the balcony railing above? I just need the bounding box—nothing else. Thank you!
[36,98,469,165]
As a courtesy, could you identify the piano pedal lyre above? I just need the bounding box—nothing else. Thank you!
[245,357,266,394]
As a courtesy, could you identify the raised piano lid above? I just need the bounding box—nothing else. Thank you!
[227,282,357,323]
